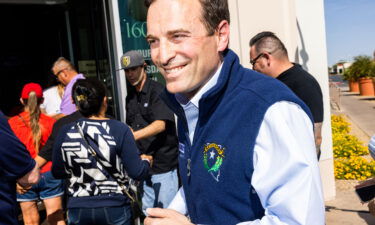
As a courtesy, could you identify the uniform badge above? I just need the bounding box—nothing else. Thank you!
[122,56,131,67]
[203,143,225,182]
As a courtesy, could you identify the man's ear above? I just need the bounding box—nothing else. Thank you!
[216,20,230,52]
[263,52,272,66]
[20,98,24,105]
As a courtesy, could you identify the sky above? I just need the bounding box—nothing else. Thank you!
[324,0,375,66]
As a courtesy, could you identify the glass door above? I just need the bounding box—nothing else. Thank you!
[67,0,119,118]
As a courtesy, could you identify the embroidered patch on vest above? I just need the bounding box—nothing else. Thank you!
[203,143,225,182]
[179,142,185,158]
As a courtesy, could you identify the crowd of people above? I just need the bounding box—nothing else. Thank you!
[1,51,178,225]
[0,0,374,225]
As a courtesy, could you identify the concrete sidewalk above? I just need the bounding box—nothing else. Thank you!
[333,84,375,139]
[326,81,375,225]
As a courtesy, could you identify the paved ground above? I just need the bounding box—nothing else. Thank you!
[326,78,375,225]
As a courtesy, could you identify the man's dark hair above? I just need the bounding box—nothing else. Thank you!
[145,0,230,35]
[249,31,288,57]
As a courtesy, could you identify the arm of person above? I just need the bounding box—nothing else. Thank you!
[120,126,151,180]
[132,120,166,141]
[52,113,66,120]
[314,122,323,158]
[0,112,40,186]
[17,163,40,188]
[145,101,325,225]
[51,125,71,179]
[238,101,325,225]
[132,86,174,141]
[35,155,47,168]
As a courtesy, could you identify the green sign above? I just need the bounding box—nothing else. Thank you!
[118,0,165,84]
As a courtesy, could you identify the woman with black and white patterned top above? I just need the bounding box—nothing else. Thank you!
[52,78,151,225]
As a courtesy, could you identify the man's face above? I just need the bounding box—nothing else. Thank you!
[125,66,145,86]
[147,0,223,99]
[249,46,268,75]
[52,66,69,85]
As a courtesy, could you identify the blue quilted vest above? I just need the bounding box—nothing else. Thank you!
[161,50,312,225]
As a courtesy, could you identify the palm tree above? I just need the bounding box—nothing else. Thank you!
[350,55,372,79]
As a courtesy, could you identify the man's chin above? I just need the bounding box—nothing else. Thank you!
[166,83,197,99]
[130,80,141,86]
[166,83,184,94]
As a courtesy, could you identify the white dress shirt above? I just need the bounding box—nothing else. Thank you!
[168,65,325,225]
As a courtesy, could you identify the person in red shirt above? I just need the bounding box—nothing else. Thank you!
[8,83,65,225]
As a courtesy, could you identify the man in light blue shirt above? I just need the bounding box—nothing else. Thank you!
[144,0,325,224]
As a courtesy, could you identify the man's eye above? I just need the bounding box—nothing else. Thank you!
[148,40,159,49]
[173,34,187,40]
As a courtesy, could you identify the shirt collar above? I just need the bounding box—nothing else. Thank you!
[138,77,150,94]
[175,63,223,108]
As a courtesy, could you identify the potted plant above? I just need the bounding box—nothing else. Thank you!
[370,61,375,94]
[343,66,359,92]
[351,56,374,96]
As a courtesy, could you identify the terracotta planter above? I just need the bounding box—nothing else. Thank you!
[358,77,374,96]
[348,80,359,92]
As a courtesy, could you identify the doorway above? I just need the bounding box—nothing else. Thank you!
[0,0,118,118]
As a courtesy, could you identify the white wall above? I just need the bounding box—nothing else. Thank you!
[295,0,335,200]
[229,0,335,200]
[229,0,298,66]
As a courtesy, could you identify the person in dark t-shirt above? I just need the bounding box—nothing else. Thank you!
[120,50,179,213]
[0,111,40,225]
[249,31,324,159]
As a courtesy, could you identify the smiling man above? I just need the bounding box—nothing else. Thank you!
[144,0,325,225]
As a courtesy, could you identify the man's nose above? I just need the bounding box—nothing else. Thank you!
[159,40,175,66]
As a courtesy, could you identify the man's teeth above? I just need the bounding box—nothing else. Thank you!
[166,66,184,73]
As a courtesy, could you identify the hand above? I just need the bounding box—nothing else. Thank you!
[16,183,31,194]
[144,208,193,225]
[141,154,153,167]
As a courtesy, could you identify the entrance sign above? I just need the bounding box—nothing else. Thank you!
[117,0,164,84]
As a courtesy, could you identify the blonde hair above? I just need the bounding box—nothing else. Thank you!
[57,83,65,99]
[24,92,43,154]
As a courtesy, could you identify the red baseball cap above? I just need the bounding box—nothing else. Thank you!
[21,83,43,99]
